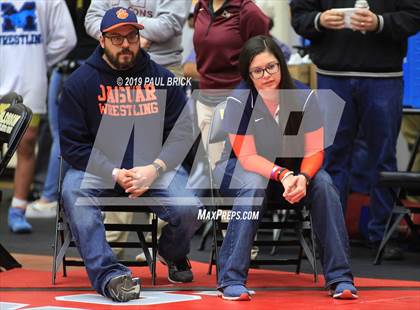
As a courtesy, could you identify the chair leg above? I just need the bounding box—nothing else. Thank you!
[55,227,71,278]
[214,220,220,281]
[198,221,212,251]
[52,209,61,284]
[271,211,280,255]
[151,214,158,286]
[62,254,67,278]
[60,210,72,278]
[271,209,288,255]
[296,245,303,274]
[208,247,214,276]
[207,220,216,275]
[310,216,318,283]
[137,230,153,275]
[374,209,405,265]
[296,225,317,282]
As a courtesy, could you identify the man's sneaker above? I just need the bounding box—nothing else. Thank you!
[106,275,140,302]
[329,282,358,299]
[220,285,251,301]
[158,254,193,283]
[8,207,32,233]
[26,200,57,218]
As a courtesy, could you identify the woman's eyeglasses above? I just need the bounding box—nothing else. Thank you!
[249,62,280,79]
[104,31,139,45]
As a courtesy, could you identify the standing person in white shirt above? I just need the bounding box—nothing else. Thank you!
[85,0,190,77]
[0,0,76,233]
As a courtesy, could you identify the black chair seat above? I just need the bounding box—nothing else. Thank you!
[379,171,420,188]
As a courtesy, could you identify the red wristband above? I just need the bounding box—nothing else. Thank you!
[278,168,290,181]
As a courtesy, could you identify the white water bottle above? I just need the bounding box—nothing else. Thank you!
[354,0,369,34]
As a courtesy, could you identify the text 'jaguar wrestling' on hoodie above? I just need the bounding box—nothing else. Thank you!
[58,46,192,180]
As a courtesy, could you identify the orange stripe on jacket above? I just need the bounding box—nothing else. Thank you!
[301,127,324,178]
[229,126,324,180]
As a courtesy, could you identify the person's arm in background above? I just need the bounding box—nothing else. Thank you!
[84,0,111,40]
[290,0,322,38]
[352,0,420,39]
[290,0,345,38]
[240,1,270,40]
[85,0,189,47]
[183,50,200,81]
[45,0,77,69]
[183,62,200,80]
[136,0,190,44]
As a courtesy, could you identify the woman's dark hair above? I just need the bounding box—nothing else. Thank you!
[239,35,295,90]
[240,35,303,170]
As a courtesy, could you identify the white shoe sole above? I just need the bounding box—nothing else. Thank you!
[332,289,359,299]
[221,293,251,301]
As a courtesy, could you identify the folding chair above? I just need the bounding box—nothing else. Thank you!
[52,157,158,285]
[206,101,318,282]
[0,92,32,270]
[374,108,420,264]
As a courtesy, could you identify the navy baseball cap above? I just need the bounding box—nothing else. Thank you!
[100,7,144,33]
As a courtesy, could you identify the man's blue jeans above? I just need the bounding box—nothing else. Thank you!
[214,159,354,289]
[62,167,203,297]
[318,75,403,242]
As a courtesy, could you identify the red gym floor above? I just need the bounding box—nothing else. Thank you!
[1,259,420,309]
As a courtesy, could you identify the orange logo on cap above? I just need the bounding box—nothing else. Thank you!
[116,8,129,19]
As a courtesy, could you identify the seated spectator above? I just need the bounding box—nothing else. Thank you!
[59,8,202,302]
[84,0,191,259]
[213,35,357,301]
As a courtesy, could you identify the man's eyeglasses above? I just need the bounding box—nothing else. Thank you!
[249,62,280,80]
[104,31,139,45]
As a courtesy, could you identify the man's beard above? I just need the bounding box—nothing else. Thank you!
[104,47,138,70]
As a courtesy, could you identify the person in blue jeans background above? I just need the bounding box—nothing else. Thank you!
[290,0,420,258]
[26,65,71,218]
[58,8,202,302]
[214,35,356,301]
[26,0,97,219]
[4,0,77,233]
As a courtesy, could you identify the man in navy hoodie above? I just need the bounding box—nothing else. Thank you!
[58,7,202,302]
